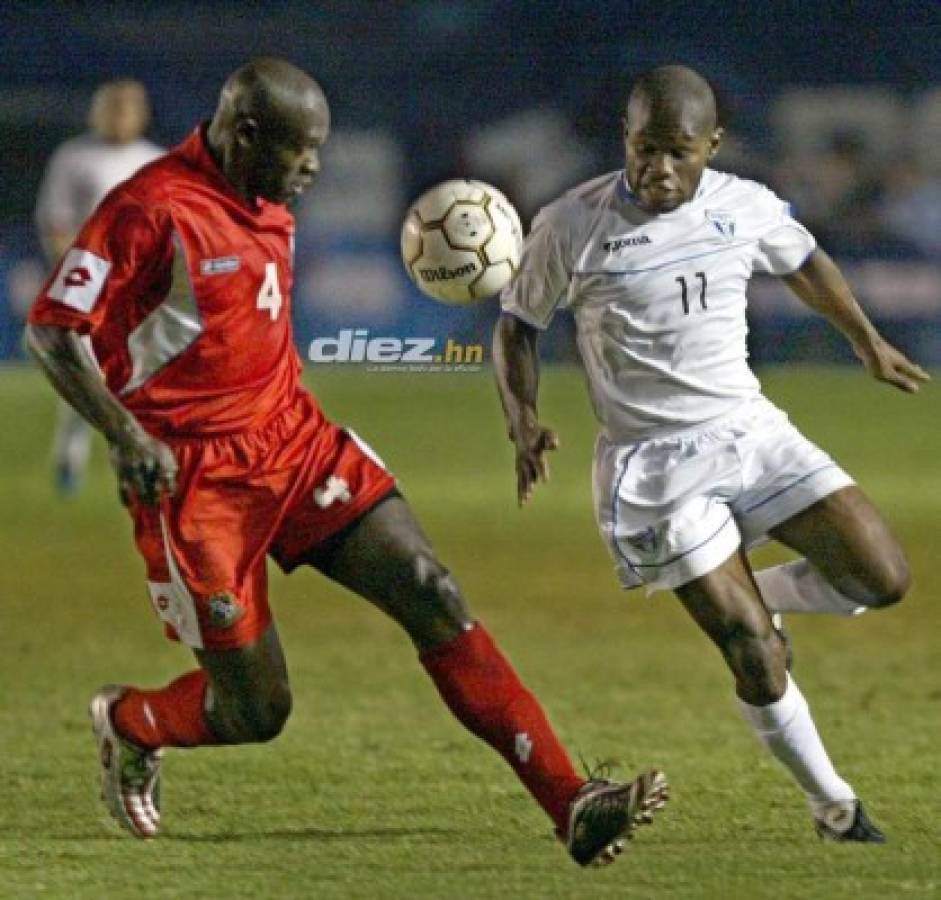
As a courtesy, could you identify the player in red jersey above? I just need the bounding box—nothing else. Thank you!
[26,58,667,866]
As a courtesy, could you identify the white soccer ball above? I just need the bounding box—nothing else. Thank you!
[401,179,523,304]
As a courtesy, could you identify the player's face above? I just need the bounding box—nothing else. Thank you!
[92,84,151,145]
[246,100,330,205]
[623,101,721,213]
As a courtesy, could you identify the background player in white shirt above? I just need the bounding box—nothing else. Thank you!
[493,65,929,843]
[35,79,163,494]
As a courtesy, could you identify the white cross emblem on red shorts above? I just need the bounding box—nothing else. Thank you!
[314,476,351,509]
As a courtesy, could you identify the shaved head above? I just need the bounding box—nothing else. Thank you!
[627,65,717,137]
[214,57,328,139]
[622,65,723,213]
[207,57,330,206]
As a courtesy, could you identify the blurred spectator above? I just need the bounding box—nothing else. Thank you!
[879,160,941,259]
[773,131,885,252]
[463,108,595,222]
[34,79,163,495]
[36,80,162,261]
[711,130,771,184]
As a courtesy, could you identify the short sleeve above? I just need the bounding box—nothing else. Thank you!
[500,202,572,330]
[752,191,816,276]
[29,193,165,335]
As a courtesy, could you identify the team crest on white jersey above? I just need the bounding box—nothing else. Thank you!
[706,210,736,241]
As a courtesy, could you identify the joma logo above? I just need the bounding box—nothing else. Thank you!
[603,235,652,252]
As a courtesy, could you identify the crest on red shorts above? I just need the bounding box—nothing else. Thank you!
[314,475,351,509]
[206,591,243,629]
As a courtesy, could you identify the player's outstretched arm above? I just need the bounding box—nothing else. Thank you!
[492,312,559,507]
[783,248,931,393]
[25,323,177,505]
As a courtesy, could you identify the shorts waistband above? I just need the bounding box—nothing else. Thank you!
[602,396,781,448]
[162,393,322,445]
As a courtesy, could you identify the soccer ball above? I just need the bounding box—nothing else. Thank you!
[401,179,523,304]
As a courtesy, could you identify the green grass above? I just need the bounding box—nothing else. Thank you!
[0,365,938,899]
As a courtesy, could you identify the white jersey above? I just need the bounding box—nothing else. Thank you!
[35,134,164,237]
[501,168,816,441]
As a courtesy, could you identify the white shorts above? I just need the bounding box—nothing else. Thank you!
[593,396,854,592]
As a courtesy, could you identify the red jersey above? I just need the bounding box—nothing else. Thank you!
[29,126,308,438]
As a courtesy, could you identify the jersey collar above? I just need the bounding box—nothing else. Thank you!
[178,124,273,215]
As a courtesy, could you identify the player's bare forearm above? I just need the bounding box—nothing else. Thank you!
[25,323,177,503]
[492,313,559,505]
[493,313,541,441]
[783,249,930,392]
[783,249,878,349]
[26,323,138,440]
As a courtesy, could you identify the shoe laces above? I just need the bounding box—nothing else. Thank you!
[578,753,619,785]
[120,745,160,788]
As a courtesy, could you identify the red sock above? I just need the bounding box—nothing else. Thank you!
[112,670,218,750]
[420,623,584,829]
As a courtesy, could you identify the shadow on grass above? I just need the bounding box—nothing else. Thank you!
[166,826,462,843]
[49,826,461,843]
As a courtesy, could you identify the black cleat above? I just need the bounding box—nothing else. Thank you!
[815,800,886,844]
[560,769,669,866]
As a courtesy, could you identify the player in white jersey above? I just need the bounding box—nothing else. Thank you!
[493,65,929,843]
[35,79,163,494]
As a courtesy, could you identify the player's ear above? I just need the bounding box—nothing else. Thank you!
[707,127,724,159]
[234,116,260,149]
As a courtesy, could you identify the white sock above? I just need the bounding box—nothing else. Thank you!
[755,558,865,616]
[739,673,856,818]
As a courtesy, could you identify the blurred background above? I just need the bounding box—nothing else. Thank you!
[2,10,939,891]
[0,0,939,364]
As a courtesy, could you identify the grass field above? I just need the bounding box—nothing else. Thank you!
[0,364,938,899]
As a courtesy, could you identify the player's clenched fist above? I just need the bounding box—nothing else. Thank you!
[514,421,560,507]
[108,427,178,507]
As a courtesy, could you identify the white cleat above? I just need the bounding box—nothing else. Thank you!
[89,685,163,839]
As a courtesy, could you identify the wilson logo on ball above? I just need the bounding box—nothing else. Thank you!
[418,262,478,282]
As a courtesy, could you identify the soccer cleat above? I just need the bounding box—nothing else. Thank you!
[771,613,794,672]
[815,800,886,844]
[89,685,163,839]
[561,769,669,866]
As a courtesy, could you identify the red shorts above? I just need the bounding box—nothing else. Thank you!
[130,391,396,650]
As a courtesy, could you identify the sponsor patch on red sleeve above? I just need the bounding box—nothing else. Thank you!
[47,247,112,313]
